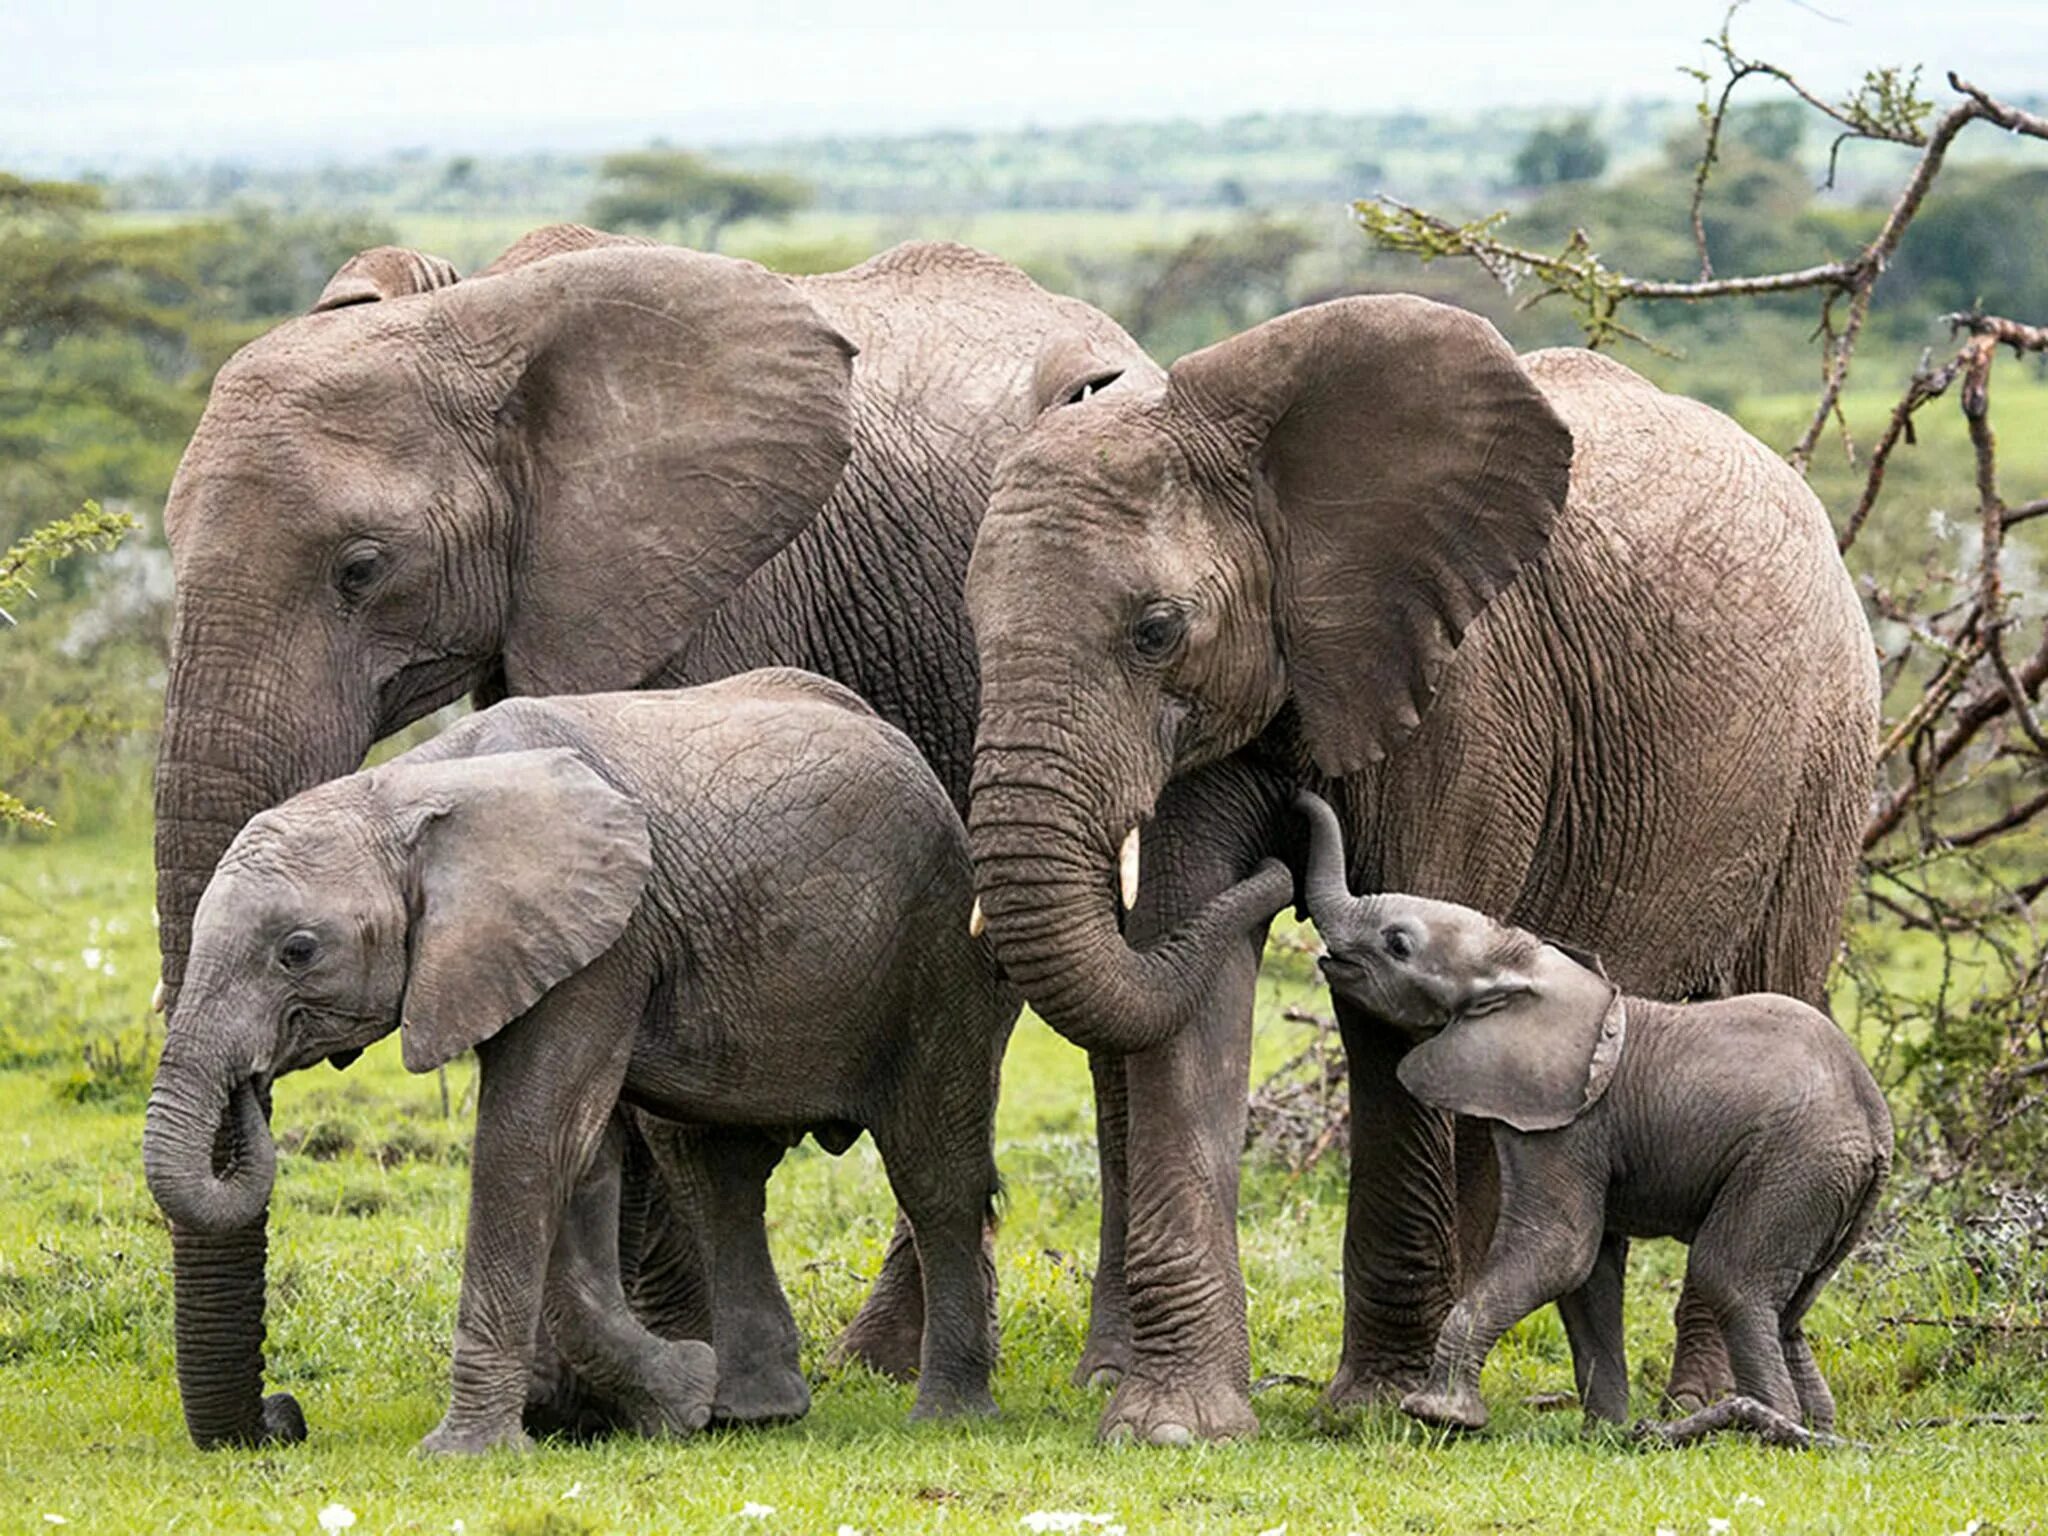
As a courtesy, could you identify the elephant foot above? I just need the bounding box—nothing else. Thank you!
[830,1298,924,1384]
[1323,1355,1424,1411]
[258,1392,308,1446]
[419,1417,533,1457]
[712,1353,811,1426]
[1069,1333,1132,1391]
[1400,1384,1488,1433]
[1098,1373,1257,1446]
[625,1339,718,1438]
[909,1381,999,1422]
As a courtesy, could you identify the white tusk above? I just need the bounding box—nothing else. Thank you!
[968,897,986,938]
[151,978,167,1014]
[1119,824,1141,912]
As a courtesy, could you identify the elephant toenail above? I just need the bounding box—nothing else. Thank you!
[1148,1421,1194,1447]
[1086,1367,1123,1391]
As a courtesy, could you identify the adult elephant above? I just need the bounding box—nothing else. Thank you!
[150,226,1149,1447]
[963,296,1878,1443]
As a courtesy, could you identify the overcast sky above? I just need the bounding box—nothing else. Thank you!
[3,0,2042,170]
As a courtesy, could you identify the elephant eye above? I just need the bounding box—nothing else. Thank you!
[278,930,320,971]
[1131,601,1187,661]
[334,545,384,599]
[1382,927,1414,961]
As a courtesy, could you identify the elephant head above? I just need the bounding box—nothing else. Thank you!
[963,296,1574,1052]
[149,227,850,1446]
[1295,790,1623,1133]
[143,748,651,1437]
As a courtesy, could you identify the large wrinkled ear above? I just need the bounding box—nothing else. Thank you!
[1397,941,1625,1132]
[380,748,652,1073]
[436,245,856,695]
[1030,329,1131,415]
[471,222,656,278]
[1169,297,1573,777]
[312,246,460,311]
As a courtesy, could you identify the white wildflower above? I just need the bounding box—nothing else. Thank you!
[1656,1528,1679,1536]
[838,1527,862,1536]
[42,1518,69,1528]
[1258,1526,1288,1536]
[1708,1520,1731,1536]
[1734,1494,1765,1508]
[1020,1517,1119,1534]
[738,1504,776,1519]
[318,1507,357,1533]
[563,1483,584,1501]
[1952,1522,1983,1536]
[80,947,103,972]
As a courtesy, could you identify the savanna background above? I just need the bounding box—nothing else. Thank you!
[4,1,2047,1530]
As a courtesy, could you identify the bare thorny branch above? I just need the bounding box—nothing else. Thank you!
[1262,17,2048,1201]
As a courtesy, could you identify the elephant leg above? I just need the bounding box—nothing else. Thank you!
[1089,764,1285,1446]
[1326,1005,1459,1407]
[1402,1167,1602,1433]
[872,1102,1000,1419]
[1072,1049,1134,1390]
[541,1114,715,1439]
[1098,926,1263,1445]
[1782,1328,1835,1430]
[640,1123,810,1425]
[424,987,636,1456]
[1556,1233,1631,1427]
[831,1210,927,1383]
[524,1116,714,1440]
[1661,1272,1736,1413]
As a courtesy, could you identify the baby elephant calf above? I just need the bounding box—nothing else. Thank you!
[1294,792,1889,1433]
[145,670,1016,1454]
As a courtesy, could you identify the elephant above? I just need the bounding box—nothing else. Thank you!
[1294,788,1892,1433]
[962,295,1880,1443]
[149,224,1151,1447]
[144,672,1023,1453]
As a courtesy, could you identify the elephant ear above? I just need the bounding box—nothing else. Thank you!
[436,245,857,696]
[1169,296,1574,776]
[1397,940,1625,1133]
[380,748,652,1073]
[312,246,460,311]
[472,222,656,279]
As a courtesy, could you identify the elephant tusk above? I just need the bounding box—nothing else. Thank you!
[1119,824,1141,912]
[151,978,167,1014]
[968,897,986,938]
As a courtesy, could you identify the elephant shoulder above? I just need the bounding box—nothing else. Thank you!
[405,694,603,764]
[1518,346,1836,567]
[702,666,881,721]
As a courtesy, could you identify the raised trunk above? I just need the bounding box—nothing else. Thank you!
[969,751,1292,1053]
[1297,790,1364,940]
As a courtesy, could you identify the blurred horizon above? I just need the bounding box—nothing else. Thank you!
[6,0,2044,173]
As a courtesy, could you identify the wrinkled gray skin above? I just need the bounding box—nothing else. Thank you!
[1296,790,1893,1432]
[145,673,1022,1454]
[965,301,1879,1442]
[148,227,1151,1447]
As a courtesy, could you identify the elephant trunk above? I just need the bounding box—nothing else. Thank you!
[143,1052,275,1234]
[142,1031,300,1447]
[150,624,356,1449]
[1296,790,1363,938]
[969,745,1291,1054]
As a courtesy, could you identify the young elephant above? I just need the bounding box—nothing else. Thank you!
[143,670,1019,1454]
[1294,792,1890,1433]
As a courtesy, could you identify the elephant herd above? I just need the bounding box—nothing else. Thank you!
[139,224,1881,1453]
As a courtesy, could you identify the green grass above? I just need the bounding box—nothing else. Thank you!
[4,824,2046,1533]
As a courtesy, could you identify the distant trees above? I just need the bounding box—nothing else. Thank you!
[1509,116,1608,187]
[587,150,809,249]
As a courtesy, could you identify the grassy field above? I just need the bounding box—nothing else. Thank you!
[4,817,2047,1534]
